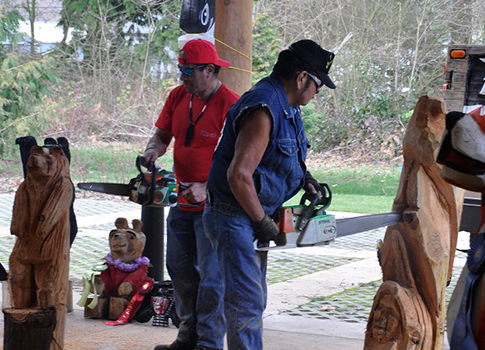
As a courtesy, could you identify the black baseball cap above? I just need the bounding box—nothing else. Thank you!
[288,40,336,89]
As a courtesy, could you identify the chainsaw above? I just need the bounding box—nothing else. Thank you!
[256,183,402,251]
[79,158,402,248]
[78,156,182,207]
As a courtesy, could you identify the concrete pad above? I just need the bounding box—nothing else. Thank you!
[265,257,382,316]
[264,314,365,339]
[75,210,142,227]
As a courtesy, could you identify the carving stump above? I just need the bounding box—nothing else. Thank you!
[3,308,56,350]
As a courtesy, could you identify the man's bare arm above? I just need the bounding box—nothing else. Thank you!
[142,128,173,166]
[227,108,272,222]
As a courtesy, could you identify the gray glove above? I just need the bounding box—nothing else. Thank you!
[252,214,280,246]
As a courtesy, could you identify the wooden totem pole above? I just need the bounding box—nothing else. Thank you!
[3,145,73,350]
[364,96,465,349]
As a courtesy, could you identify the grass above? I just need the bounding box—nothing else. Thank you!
[327,193,395,214]
[285,165,401,214]
[310,166,401,197]
[70,147,174,184]
[0,144,174,184]
[0,145,401,214]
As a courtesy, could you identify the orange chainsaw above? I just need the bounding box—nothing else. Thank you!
[78,156,185,207]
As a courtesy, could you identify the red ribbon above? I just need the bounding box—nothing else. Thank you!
[103,278,154,326]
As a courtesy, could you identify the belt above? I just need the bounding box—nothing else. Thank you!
[206,190,249,218]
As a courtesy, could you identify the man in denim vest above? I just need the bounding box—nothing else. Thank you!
[203,40,336,349]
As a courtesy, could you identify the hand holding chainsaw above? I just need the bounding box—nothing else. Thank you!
[252,214,280,247]
[142,148,159,168]
[301,171,324,204]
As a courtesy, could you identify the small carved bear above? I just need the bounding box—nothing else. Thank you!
[84,218,152,320]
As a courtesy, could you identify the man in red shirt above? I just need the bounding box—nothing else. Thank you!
[143,39,239,350]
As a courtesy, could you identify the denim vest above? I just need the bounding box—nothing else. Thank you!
[207,72,309,216]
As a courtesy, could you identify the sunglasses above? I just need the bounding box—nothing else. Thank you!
[307,72,323,89]
[178,64,207,77]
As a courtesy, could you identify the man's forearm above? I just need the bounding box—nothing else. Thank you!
[228,171,265,222]
[145,134,168,157]
[143,129,172,166]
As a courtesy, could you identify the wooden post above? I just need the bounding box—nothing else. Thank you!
[215,0,253,96]
[364,96,465,350]
[5,145,73,350]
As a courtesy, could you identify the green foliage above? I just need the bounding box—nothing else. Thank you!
[0,5,59,156]
[2,0,482,166]
[0,5,23,55]
[252,12,281,83]
[1,55,57,116]
[60,0,182,74]
[301,101,348,151]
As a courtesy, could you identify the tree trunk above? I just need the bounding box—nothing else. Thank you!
[215,0,253,96]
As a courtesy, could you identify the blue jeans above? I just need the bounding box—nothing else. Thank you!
[203,205,268,350]
[166,207,225,349]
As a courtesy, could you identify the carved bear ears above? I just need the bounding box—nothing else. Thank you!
[114,218,143,233]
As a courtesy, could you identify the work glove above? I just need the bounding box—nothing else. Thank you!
[252,214,280,247]
[302,171,323,203]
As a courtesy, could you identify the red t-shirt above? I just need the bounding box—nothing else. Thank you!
[156,83,239,210]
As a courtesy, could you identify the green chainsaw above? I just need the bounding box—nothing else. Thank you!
[255,183,402,251]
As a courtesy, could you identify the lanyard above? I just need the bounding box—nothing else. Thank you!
[184,83,219,147]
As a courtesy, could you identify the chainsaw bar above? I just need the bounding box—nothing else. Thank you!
[78,182,131,196]
[335,212,402,237]
[256,211,402,251]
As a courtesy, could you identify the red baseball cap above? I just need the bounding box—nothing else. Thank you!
[179,39,231,67]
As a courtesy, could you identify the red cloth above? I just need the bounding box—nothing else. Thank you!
[99,264,149,297]
[156,83,239,210]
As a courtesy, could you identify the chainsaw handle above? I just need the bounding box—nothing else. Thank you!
[299,182,332,211]
[136,156,156,205]
[296,183,332,231]
[296,194,319,232]
[136,155,156,177]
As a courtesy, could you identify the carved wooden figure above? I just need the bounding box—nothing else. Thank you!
[4,145,73,350]
[364,96,465,349]
[81,218,152,323]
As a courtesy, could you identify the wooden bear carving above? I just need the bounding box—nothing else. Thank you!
[7,145,73,349]
[82,218,153,322]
